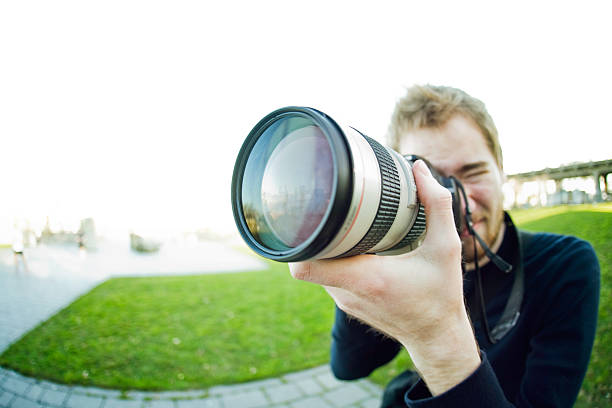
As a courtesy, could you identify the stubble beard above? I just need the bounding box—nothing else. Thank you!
[461,209,505,265]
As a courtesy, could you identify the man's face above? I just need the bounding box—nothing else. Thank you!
[399,114,505,263]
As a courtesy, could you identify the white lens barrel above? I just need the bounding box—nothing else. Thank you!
[317,126,382,259]
[318,126,424,259]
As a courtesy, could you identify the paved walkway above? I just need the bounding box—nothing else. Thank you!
[0,241,383,408]
[0,364,382,408]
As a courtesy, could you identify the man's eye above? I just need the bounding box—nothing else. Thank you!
[465,170,488,179]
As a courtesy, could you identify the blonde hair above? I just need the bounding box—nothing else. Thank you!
[388,84,503,169]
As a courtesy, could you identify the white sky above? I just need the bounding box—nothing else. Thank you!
[1,0,611,239]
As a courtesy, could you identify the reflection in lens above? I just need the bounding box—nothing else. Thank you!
[261,125,334,247]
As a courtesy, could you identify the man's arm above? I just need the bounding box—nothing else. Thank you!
[403,238,600,407]
[290,160,481,396]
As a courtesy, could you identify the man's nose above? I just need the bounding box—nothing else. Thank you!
[460,189,478,215]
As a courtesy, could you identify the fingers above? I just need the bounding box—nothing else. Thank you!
[412,160,461,248]
[324,285,359,313]
[289,254,374,289]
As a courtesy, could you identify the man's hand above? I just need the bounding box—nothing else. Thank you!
[289,160,480,395]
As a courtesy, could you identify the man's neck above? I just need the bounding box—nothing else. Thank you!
[463,222,506,272]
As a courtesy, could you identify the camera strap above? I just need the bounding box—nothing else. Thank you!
[453,176,527,343]
[488,215,531,342]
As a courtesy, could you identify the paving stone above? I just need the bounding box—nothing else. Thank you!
[315,372,344,390]
[22,384,44,402]
[249,378,285,389]
[142,399,175,407]
[323,384,370,407]
[176,398,221,408]
[2,370,18,378]
[122,391,148,401]
[355,380,382,397]
[103,398,143,408]
[171,390,208,398]
[220,389,269,408]
[70,385,114,396]
[265,383,303,404]
[82,388,123,398]
[282,366,329,382]
[206,384,237,396]
[38,380,71,393]
[359,397,381,408]
[136,390,205,400]
[0,391,16,408]
[208,377,283,396]
[66,392,104,408]
[1,377,30,395]
[9,373,34,385]
[40,389,69,406]
[294,378,323,396]
[9,396,39,408]
[290,396,334,408]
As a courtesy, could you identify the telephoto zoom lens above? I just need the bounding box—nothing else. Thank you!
[231,107,430,262]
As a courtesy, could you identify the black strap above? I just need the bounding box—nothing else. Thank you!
[489,220,533,342]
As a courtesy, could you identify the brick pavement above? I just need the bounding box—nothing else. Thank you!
[0,365,382,408]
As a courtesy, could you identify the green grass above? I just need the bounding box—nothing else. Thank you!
[0,260,335,390]
[368,203,612,407]
[509,202,612,225]
[514,205,612,408]
[1,203,610,406]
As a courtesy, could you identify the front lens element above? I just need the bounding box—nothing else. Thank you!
[261,125,334,247]
[241,114,335,250]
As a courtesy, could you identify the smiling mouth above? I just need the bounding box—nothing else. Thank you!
[460,220,482,238]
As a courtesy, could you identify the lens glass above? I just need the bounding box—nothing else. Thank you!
[242,114,335,250]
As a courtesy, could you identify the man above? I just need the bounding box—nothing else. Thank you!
[289,85,600,407]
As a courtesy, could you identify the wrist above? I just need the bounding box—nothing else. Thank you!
[400,310,481,396]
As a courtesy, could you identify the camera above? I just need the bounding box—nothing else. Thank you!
[231,107,462,262]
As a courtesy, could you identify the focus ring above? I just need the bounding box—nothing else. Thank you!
[339,134,400,258]
[387,203,426,252]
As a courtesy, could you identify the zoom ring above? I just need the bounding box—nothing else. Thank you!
[387,203,426,252]
[339,134,400,258]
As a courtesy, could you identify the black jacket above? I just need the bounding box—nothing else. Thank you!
[330,218,600,407]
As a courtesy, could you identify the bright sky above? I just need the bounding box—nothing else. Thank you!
[1,1,610,240]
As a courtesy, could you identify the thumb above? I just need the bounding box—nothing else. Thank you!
[412,160,459,245]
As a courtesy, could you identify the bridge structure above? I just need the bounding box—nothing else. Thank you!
[506,159,612,207]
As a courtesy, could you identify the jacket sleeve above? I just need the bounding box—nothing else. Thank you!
[404,238,600,407]
[330,305,402,380]
[405,352,514,407]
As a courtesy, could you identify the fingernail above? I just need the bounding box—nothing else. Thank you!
[415,160,432,177]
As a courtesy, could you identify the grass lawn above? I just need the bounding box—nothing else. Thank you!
[0,260,335,390]
[0,203,610,406]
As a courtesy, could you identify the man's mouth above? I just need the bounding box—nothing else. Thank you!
[460,219,481,238]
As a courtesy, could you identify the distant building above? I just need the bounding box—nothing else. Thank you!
[506,159,612,208]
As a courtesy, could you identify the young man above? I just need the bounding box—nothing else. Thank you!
[289,85,600,407]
